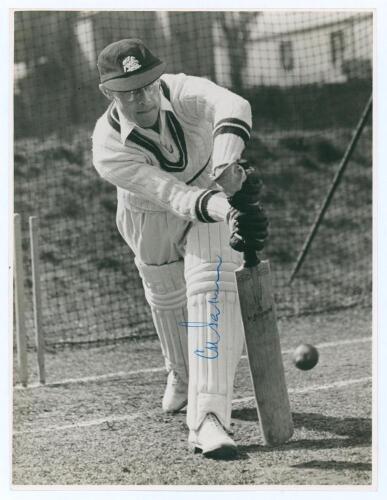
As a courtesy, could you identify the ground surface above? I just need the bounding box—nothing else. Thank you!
[12,306,373,487]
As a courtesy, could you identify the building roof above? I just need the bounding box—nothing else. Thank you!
[250,11,372,42]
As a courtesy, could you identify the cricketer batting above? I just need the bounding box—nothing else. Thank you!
[92,39,269,459]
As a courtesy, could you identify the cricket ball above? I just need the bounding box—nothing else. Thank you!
[293,343,319,370]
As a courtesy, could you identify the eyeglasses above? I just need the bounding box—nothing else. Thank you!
[125,79,160,102]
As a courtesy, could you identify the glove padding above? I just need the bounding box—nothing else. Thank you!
[227,203,269,253]
[227,161,263,211]
[226,159,269,253]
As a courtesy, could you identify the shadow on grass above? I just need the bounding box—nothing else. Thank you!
[290,460,371,471]
[232,409,371,437]
[233,410,371,459]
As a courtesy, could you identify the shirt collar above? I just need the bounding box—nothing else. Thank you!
[116,91,174,144]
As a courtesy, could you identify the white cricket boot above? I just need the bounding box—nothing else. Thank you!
[188,413,237,459]
[162,370,188,413]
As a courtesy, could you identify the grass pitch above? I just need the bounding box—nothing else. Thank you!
[12,306,373,487]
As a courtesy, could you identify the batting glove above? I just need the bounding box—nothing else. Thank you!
[226,203,269,253]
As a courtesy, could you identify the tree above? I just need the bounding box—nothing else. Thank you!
[216,12,261,91]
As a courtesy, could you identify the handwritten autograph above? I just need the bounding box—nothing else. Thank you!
[180,255,222,359]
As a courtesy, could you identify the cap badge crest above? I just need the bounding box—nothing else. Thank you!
[122,56,142,73]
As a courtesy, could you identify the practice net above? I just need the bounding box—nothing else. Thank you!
[13,11,372,348]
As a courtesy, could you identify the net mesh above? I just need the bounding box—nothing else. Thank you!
[13,11,372,348]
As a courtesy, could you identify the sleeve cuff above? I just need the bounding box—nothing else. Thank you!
[195,190,230,223]
[211,133,246,170]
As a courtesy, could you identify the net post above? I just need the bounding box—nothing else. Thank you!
[14,213,28,387]
[29,216,46,385]
[288,94,372,284]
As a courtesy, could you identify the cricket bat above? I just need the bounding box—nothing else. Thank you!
[235,248,294,446]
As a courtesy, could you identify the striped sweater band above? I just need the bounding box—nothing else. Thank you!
[213,118,251,145]
[195,190,220,223]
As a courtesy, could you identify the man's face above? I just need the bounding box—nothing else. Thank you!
[103,80,161,128]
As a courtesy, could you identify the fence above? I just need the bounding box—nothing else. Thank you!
[13,10,372,348]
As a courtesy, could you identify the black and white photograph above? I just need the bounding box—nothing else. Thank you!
[4,2,383,492]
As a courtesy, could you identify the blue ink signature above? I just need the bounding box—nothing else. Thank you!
[180,255,222,359]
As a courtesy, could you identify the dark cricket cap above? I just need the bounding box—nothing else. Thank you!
[97,38,166,91]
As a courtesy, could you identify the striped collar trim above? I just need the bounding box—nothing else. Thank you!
[106,86,188,173]
[129,111,188,172]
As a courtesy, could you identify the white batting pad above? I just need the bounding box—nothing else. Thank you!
[184,223,245,431]
[135,259,189,383]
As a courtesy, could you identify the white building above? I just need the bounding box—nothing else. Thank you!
[214,11,373,88]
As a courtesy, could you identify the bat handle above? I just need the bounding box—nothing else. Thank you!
[243,248,260,268]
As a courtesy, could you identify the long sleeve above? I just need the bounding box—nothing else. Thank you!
[92,130,229,222]
[164,74,252,172]
[92,73,252,221]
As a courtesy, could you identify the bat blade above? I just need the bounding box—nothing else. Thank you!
[236,259,293,446]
